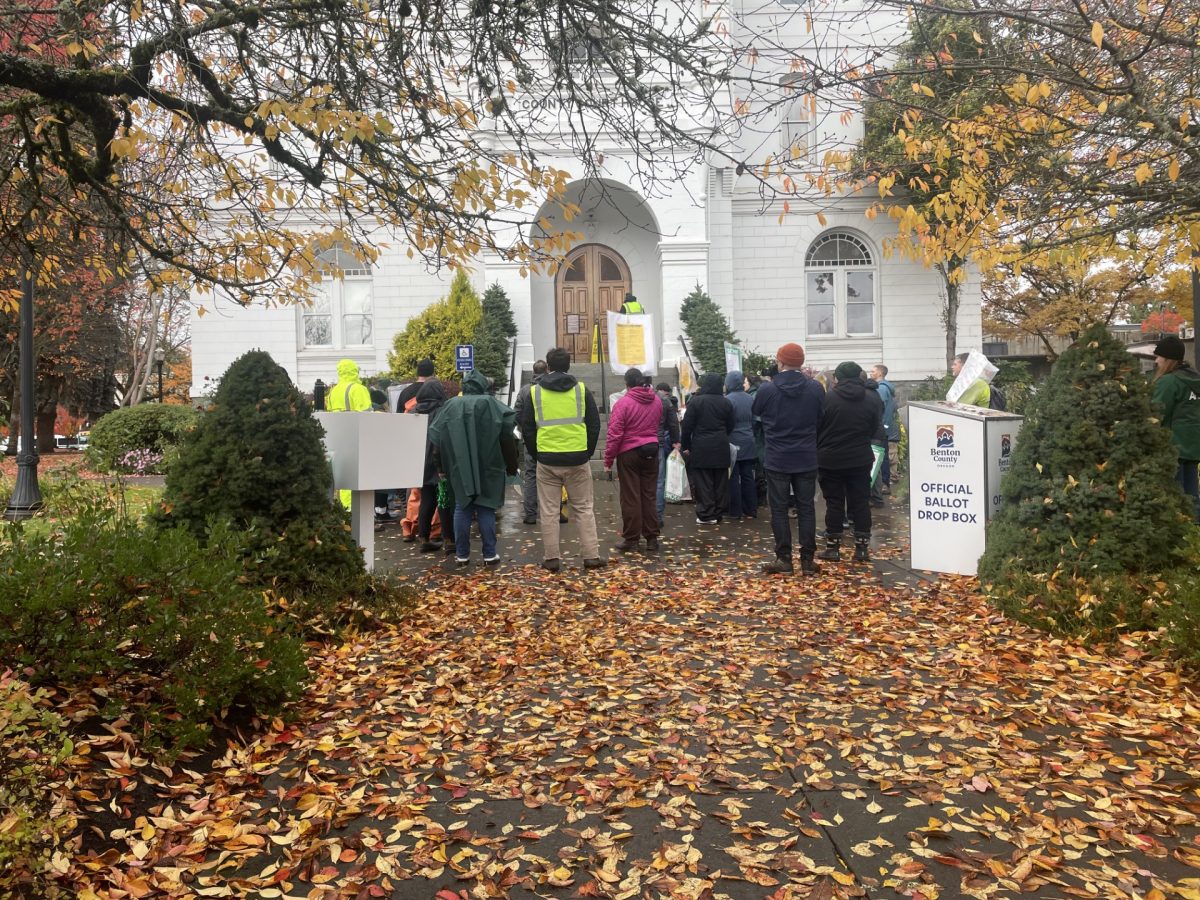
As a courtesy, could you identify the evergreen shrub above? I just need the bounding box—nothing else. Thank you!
[680,284,768,376]
[153,351,372,612]
[389,271,482,383]
[0,671,72,898]
[978,324,1190,636]
[0,508,308,752]
[85,403,197,473]
[472,283,518,389]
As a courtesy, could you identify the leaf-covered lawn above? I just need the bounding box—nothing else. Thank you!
[60,558,1200,898]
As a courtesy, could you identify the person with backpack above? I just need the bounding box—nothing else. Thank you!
[1152,335,1200,522]
[951,352,992,408]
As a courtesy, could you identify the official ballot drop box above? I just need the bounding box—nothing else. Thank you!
[908,401,1023,576]
[314,412,427,571]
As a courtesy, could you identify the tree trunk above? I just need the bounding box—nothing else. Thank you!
[938,259,964,371]
[36,403,56,455]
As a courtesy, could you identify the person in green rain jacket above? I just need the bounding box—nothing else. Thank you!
[1152,335,1200,522]
[428,369,519,566]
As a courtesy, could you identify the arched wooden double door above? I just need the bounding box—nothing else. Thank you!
[555,244,631,362]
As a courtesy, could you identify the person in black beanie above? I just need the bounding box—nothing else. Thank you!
[1152,335,1200,522]
[397,358,436,412]
[817,361,883,562]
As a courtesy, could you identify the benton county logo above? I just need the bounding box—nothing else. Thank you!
[930,424,961,468]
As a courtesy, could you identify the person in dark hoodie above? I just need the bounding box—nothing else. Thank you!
[412,380,449,552]
[428,369,519,567]
[654,382,682,526]
[752,342,826,575]
[512,359,550,525]
[682,372,735,524]
[724,370,758,519]
[519,347,605,572]
[605,368,667,552]
[817,361,884,562]
[1152,335,1200,522]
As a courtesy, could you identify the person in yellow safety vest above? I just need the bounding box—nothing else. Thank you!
[326,359,373,511]
[518,347,606,573]
[619,292,645,314]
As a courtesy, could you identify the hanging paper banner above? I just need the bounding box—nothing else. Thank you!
[606,312,657,375]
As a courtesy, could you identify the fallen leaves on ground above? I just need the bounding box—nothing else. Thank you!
[56,550,1200,898]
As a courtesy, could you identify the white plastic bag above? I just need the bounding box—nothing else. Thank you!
[665,449,687,503]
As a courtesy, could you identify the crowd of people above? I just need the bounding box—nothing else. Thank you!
[325,340,902,574]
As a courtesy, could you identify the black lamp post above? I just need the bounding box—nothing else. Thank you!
[4,252,43,521]
[154,348,165,403]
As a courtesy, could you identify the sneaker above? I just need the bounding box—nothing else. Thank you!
[583,557,607,570]
[541,558,561,572]
[615,539,639,553]
[696,517,719,525]
[483,555,501,567]
[455,557,470,567]
[762,558,793,575]
[523,516,538,525]
[645,537,659,551]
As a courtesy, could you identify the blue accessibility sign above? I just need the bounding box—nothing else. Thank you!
[455,344,475,372]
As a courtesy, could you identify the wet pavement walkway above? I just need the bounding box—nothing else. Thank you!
[70,480,1200,898]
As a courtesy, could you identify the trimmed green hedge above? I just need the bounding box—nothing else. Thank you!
[85,403,198,473]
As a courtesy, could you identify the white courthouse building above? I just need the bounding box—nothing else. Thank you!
[189,1,982,398]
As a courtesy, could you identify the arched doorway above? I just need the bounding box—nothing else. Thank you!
[555,244,631,362]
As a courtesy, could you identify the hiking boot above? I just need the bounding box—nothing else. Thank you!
[645,537,659,551]
[854,533,871,562]
[615,539,639,553]
[583,557,607,570]
[819,534,842,561]
[541,558,561,572]
[800,554,820,576]
[762,557,794,575]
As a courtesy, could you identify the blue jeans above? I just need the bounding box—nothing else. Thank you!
[1178,461,1200,522]
[656,444,669,523]
[766,469,817,560]
[729,458,758,518]
[454,502,497,560]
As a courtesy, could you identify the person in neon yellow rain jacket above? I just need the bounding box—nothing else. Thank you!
[327,359,372,509]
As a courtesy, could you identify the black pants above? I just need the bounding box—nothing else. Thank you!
[418,482,440,540]
[616,448,660,540]
[766,469,817,559]
[819,466,872,536]
[691,467,729,521]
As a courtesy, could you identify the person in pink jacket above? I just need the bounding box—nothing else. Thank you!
[604,368,670,552]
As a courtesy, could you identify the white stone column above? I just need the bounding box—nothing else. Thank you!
[659,240,710,364]
[482,254,535,370]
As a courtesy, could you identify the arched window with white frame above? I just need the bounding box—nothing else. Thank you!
[804,231,876,338]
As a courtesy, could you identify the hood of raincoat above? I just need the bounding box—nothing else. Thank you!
[336,359,361,382]
[724,370,745,394]
[462,369,490,395]
[698,372,725,395]
[413,379,447,415]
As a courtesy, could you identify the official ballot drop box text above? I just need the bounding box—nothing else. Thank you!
[908,401,1023,576]
[314,411,427,571]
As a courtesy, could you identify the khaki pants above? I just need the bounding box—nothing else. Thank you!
[536,462,599,561]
